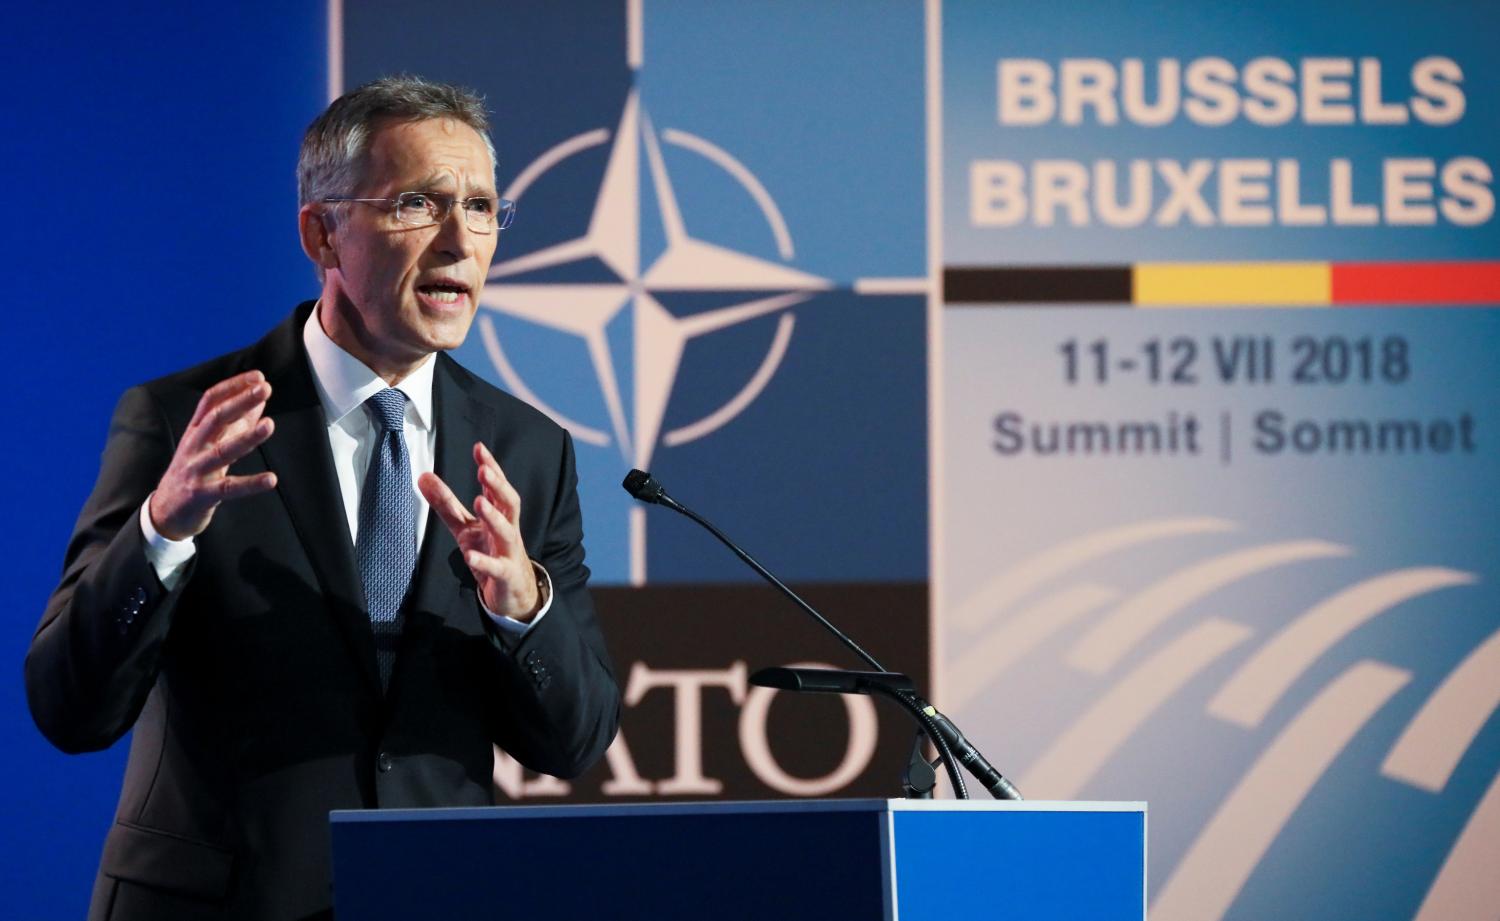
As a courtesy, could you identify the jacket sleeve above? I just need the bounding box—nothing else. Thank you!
[26,385,193,754]
[482,429,620,778]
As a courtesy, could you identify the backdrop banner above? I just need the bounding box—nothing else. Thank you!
[340,1,933,800]
[937,2,1500,920]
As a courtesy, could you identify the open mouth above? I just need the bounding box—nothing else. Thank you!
[416,281,470,306]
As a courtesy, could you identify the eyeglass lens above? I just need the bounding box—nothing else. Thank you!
[394,193,514,233]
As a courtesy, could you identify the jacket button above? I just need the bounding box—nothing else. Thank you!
[377,752,393,773]
[132,585,147,604]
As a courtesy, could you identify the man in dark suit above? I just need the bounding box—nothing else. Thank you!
[25,77,620,920]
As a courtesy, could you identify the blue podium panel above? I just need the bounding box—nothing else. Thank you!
[330,799,1145,920]
[887,801,1146,921]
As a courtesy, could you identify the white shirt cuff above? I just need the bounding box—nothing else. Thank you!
[139,495,196,590]
[483,561,553,638]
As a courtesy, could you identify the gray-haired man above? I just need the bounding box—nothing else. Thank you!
[27,76,620,921]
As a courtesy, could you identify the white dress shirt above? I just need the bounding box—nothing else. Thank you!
[139,305,548,637]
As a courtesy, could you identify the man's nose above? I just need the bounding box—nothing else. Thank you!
[432,205,477,256]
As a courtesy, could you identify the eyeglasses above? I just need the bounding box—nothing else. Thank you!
[322,191,516,234]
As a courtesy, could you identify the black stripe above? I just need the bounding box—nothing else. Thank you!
[944,266,1132,304]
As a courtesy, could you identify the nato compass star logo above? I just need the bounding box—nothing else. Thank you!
[467,10,924,585]
[476,89,828,474]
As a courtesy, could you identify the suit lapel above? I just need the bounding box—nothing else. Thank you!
[407,355,487,621]
[254,304,382,697]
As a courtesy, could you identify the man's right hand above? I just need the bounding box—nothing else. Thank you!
[148,370,279,541]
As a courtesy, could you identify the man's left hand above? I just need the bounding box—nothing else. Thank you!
[418,443,541,621]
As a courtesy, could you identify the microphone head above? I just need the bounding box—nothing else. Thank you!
[622,469,666,504]
[749,667,914,695]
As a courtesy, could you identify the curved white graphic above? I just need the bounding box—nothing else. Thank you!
[1208,567,1476,728]
[1152,661,1411,921]
[501,128,611,204]
[944,583,1117,711]
[1067,539,1349,674]
[944,516,1489,921]
[1383,623,1500,792]
[948,516,1237,631]
[1023,617,1252,799]
[1413,768,1500,921]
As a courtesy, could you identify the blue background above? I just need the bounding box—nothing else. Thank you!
[5,3,326,917]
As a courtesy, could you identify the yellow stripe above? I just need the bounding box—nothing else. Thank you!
[1135,263,1331,307]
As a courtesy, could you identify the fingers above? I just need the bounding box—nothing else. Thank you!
[422,456,537,618]
[216,471,278,502]
[185,372,273,473]
[462,547,526,588]
[150,371,278,540]
[194,416,275,475]
[188,370,266,430]
[417,472,475,538]
[206,381,269,436]
[473,495,520,553]
[196,379,270,444]
[473,442,521,523]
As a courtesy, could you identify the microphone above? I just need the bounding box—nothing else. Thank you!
[750,667,1022,802]
[920,705,1024,802]
[622,469,680,511]
[750,666,914,695]
[622,469,1022,801]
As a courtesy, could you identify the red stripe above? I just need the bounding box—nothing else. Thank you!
[1332,262,1500,305]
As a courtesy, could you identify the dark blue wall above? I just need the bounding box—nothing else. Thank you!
[4,3,326,915]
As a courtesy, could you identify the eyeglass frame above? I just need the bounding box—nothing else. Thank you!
[321,191,516,233]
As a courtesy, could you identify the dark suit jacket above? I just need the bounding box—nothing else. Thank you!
[25,303,620,921]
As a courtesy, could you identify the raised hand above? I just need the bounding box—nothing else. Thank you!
[148,370,278,540]
[417,442,541,621]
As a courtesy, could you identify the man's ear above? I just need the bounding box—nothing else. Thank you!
[298,205,340,273]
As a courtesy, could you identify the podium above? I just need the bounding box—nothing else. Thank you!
[331,799,1145,920]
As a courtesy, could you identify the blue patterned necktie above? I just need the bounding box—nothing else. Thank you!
[356,388,417,692]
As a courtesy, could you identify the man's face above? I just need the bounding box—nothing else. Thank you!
[325,117,499,375]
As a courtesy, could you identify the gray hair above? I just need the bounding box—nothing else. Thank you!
[297,74,497,209]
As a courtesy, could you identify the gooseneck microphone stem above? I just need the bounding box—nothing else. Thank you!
[667,499,888,674]
[923,704,1024,801]
[865,682,969,800]
[660,496,968,798]
[623,468,1021,801]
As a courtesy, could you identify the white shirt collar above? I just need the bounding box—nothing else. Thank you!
[302,303,435,431]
